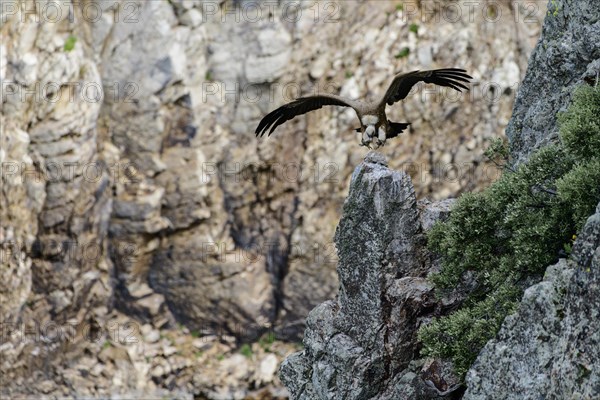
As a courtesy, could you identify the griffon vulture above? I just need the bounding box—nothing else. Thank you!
[255,68,472,148]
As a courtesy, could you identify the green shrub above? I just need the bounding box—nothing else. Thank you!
[483,137,509,165]
[559,85,600,161]
[239,343,253,358]
[419,84,600,378]
[64,35,77,52]
[556,157,600,228]
[394,47,410,59]
[419,283,520,376]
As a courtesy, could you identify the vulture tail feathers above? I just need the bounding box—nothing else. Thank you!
[388,122,411,139]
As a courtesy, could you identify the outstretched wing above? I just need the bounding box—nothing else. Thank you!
[381,68,472,107]
[255,94,356,137]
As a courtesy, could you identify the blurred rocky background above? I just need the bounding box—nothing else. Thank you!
[1,0,545,398]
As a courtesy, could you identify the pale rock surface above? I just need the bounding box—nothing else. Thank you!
[1,0,545,397]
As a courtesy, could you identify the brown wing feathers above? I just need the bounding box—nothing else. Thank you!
[384,68,472,105]
[255,68,472,138]
[255,95,352,137]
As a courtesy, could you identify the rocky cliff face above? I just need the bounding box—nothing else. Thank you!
[1,0,545,397]
[464,203,600,399]
[279,153,462,399]
[464,0,600,396]
[506,0,600,164]
[280,0,600,399]
[280,166,600,399]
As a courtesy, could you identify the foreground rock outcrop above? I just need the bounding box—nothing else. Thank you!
[280,153,461,399]
[464,203,600,399]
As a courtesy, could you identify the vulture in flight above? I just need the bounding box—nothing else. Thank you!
[255,68,472,148]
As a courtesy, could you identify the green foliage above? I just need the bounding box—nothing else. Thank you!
[258,332,276,352]
[484,137,509,163]
[548,0,560,17]
[419,283,520,376]
[556,157,600,228]
[239,343,253,358]
[420,84,600,379]
[428,191,504,289]
[558,85,600,161]
[394,47,410,59]
[64,35,77,52]
[409,23,419,35]
[430,144,575,291]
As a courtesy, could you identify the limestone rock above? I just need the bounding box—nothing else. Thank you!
[0,0,547,397]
